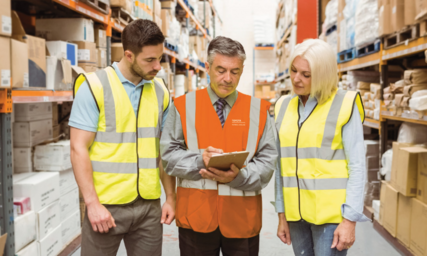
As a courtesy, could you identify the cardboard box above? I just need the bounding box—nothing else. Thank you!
[37,200,60,240]
[13,172,60,212]
[72,41,97,64]
[111,43,124,62]
[410,198,427,256]
[391,0,405,32]
[27,35,46,88]
[396,147,427,197]
[417,153,427,204]
[38,224,62,256]
[13,119,53,147]
[59,168,77,196]
[391,142,414,187]
[111,0,133,12]
[94,27,107,48]
[364,140,380,156]
[97,48,107,68]
[11,39,29,88]
[397,193,412,247]
[0,36,11,87]
[60,187,79,221]
[161,0,174,9]
[61,210,81,247]
[13,147,33,173]
[34,140,72,171]
[0,0,11,37]
[46,56,72,90]
[161,9,171,36]
[383,182,399,237]
[15,210,37,252]
[78,63,97,73]
[36,18,94,42]
[405,0,417,26]
[262,85,271,98]
[52,102,58,125]
[46,41,78,66]
[15,102,52,122]
[16,241,40,256]
[379,1,392,36]
[416,0,427,21]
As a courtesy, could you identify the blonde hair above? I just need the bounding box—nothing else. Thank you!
[288,39,338,104]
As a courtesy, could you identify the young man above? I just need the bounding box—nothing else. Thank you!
[70,19,175,256]
[160,36,277,256]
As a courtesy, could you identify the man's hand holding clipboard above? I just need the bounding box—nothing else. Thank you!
[199,146,246,183]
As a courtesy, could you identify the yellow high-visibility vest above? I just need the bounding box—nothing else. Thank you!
[274,89,364,224]
[74,66,169,205]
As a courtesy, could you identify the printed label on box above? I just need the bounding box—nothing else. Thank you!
[23,73,29,87]
[1,69,10,87]
[2,16,11,34]
[78,49,91,61]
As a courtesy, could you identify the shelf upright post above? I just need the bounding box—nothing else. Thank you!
[106,18,113,66]
[380,62,388,169]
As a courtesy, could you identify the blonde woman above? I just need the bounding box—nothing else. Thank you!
[274,39,370,255]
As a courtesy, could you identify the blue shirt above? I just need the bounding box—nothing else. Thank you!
[69,62,169,132]
[274,94,371,222]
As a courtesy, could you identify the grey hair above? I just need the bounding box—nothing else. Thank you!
[207,36,246,65]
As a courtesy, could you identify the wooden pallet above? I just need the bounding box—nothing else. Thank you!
[80,0,110,14]
[356,40,381,58]
[165,41,178,52]
[111,7,135,26]
[337,48,357,63]
[384,24,419,49]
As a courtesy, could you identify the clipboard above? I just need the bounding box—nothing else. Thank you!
[207,151,249,171]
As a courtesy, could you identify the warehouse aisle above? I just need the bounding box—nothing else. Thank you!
[72,179,401,256]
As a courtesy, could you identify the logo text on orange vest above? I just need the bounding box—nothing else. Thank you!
[232,119,246,126]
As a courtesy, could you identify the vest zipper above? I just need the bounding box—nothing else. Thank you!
[135,86,144,198]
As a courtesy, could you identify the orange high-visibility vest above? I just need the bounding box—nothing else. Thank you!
[174,88,271,238]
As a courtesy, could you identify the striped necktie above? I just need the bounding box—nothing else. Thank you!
[216,98,226,127]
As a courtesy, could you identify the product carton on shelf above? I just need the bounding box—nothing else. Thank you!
[38,224,62,256]
[61,210,81,248]
[161,9,172,36]
[111,43,124,62]
[13,147,33,173]
[46,56,72,90]
[395,147,427,197]
[378,0,392,36]
[94,26,107,48]
[0,36,11,88]
[58,168,78,196]
[391,0,405,33]
[14,197,31,215]
[0,0,12,37]
[36,18,94,43]
[16,241,40,256]
[379,181,387,225]
[405,0,416,26]
[98,48,107,68]
[14,172,60,212]
[110,0,133,13]
[410,198,427,256]
[15,210,37,252]
[13,119,53,147]
[382,182,399,237]
[34,140,72,171]
[60,187,79,221]
[36,200,61,240]
[417,154,427,204]
[72,41,98,65]
[11,39,29,88]
[78,63,97,73]
[46,41,78,66]
[14,102,53,122]
[390,142,414,188]
[396,193,412,247]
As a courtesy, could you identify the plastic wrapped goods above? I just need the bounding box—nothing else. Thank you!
[380,149,393,181]
[405,69,427,84]
[253,16,275,45]
[409,95,427,111]
[355,0,378,47]
[324,0,338,29]
[343,0,360,49]
[397,122,427,144]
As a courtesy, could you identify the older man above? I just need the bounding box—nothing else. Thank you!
[160,36,277,256]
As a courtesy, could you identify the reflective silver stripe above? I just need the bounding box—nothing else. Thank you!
[177,178,218,190]
[282,176,298,188]
[185,92,200,152]
[137,127,159,138]
[138,157,160,169]
[283,177,348,190]
[299,178,348,190]
[91,161,137,174]
[322,90,346,148]
[275,96,292,131]
[218,184,261,196]
[94,132,135,143]
[96,69,116,132]
[153,79,165,138]
[245,97,261,162]
[281,147,345,160]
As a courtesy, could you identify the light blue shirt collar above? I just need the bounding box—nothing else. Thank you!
[292,93,317,105]
[112,62,151,88]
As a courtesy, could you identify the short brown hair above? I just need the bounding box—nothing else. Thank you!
[207,36,246,65]
[122,19,165,55]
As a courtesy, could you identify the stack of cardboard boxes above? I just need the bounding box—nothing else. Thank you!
[153,0,162,29]
[378,0,416,37]
[379,142,427,255]
[0,0,11,89]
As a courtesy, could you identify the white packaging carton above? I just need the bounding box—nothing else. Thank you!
[15,211,37,252]
[37,200,60,240]
[36,18,94,43]
[14,172,60,212]
[61,210,81,248]
[34,140,71,171]
[59,168,77,196]
[13,148,33,173]
[38,224,62,256]
[45,41,78,66]
[14,103,52,122]
[13,172,36,183]
[16,241,40,256]
[13,119,53,147]
[60,188,79,221]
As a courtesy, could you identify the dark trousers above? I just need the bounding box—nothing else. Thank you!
[178,227,259,256]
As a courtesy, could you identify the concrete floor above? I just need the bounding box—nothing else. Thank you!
[72,180,402,256]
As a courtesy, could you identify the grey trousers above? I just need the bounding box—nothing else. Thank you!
[81,198,162,256]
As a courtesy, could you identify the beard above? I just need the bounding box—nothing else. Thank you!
[130,60,157,80]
